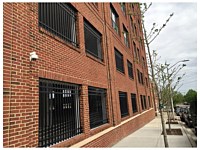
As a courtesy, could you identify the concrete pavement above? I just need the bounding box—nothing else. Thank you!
[112,113,197,148]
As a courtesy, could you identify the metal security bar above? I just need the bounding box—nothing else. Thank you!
[38,79,82,147]
[84,20,102,61]
[115,48,124,73]
[127,60,133,79]
[38,3,78,47]
[131,93,137,113]
[119,91,129,118]
[88,86,108,129]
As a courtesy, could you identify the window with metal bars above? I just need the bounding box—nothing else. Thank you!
[127,60,134,79]
[110,5,119,34]
[38,78,82,147]
[148,96,151,108]
[119,91,129,118]
[115,48,124,73]
[123,25,129,47]
[131,93,138,113]
[140,95,147,110]
[84,20,103,61]
[38,3,78,47]
[88,86,108,129]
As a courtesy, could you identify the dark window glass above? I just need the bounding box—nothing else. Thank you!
[39,78,82,147]
[131,93,137,113]
[127,60,133,79]
[119,91,129,117]
[115,48,124,73]
[148,96,151,108]
[140,95,144,110]
[39,3,78,47]
[111,5,119,34]
[140,72,144,85]
[88,86,108,129]
[123,25,129,47]
[137,69,141,83]
[84,20,103,60]
[143,95,147,109]
[121,3,126,16]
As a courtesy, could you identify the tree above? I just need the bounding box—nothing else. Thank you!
[173,91,184,105]
[184,89,197,103]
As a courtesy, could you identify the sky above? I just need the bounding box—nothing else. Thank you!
[143,2,197,95]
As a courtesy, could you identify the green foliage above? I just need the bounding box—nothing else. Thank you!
[173,91,184,106]
[184,89,197,103]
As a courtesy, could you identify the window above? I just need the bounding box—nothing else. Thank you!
[131,93,137,113]
[142,57,146,67]
[39,79,82,147]
[110,5,119,34]
[145,77,148,87]
[88,86,108,129]
[130,17,135,34]
[39,3,78,47]
[84,20,103,60]
[148,96,151,108]
[137,48,140,62]
[137,69,144,85]
[119,91,129,117]
[133,42,137,59]
[123,25,129,47]
[134,24,137,36]
[127,60,133,79]
[115,48,124,73]
[140,95,147,110]
[120,3,126,16]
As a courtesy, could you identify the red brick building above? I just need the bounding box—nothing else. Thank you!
[3,2,155,147]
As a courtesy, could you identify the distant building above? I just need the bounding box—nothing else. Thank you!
[3,3,155,147]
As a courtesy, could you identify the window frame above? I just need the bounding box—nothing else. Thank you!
[115,48,125,74]
[110,5,119,34]
[38,3,79,47]
[119,91,129,118]
[84,19,103,61]
[123,25,129,47]
[131,93,138,113]
[127,60,134,79]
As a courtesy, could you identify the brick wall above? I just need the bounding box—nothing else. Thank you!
[3,2,155,147]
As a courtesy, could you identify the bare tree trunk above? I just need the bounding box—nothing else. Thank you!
[167,109,171,131]
[142,21,169,147]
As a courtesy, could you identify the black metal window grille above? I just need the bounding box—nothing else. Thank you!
[111,5,119,34]
[148,96,151,107]
[39,79,82,147]
[140,95,147,110]
[88,86,108,129]
[140,72,144,85]
[140,95,144,110]
[38,3,78,47]
[127,60,134,79]
[133,42,137,59]
[131,93,138,113]
[120,3,126,16]
[137,69,141,83]
[123,25,129,47]
[84,20,103,61]
[119,91,129,118]
[115,48,124,73]
[143,95,147,109]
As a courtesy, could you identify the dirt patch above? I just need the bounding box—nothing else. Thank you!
[162,128,183,135]
[166,121,178,124]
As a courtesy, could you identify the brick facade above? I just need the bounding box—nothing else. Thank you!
[3,2,155,147]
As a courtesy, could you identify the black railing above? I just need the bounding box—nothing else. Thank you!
[131,93,137,113]
[38,79,82,147]
[119,91,129,118]
[88,86,108,129]
[38,3,78,47]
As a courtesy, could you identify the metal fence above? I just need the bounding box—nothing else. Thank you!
[38,3,78,47]
[88,86,108,129]
[38,78,82,147]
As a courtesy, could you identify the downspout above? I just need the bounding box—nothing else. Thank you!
[103,3,115,126]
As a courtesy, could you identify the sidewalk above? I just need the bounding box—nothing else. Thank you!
[112,113,197,148]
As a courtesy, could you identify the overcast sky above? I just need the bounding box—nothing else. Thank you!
[143,2,197,94]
